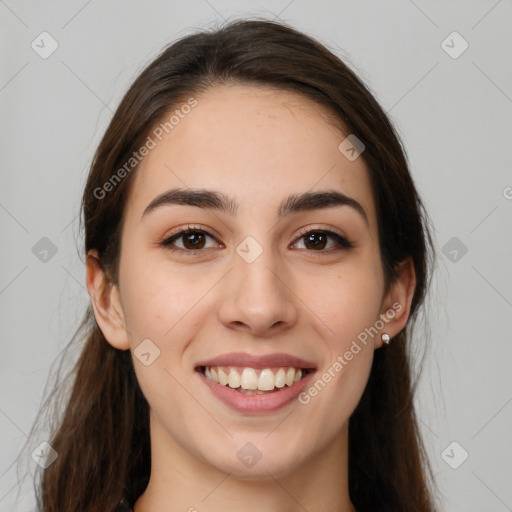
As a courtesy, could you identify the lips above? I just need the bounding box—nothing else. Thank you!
[195,351,317,370]
[195,352,317,413]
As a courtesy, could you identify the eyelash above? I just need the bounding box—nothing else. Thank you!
[160,224,354,255]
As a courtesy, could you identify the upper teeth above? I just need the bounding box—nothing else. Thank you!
[204,366,304,391]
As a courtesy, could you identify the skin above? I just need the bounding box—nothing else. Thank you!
[86,84,416,512]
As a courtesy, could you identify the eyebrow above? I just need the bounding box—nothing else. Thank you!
[141,188,369,225]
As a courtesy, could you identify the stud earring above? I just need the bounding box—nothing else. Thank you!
[381,333,390,345]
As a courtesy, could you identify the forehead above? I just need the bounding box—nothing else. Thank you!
[125,84,377,229]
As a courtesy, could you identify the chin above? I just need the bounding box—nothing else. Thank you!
[203,438,310,481]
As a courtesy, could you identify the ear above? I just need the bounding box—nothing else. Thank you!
[85,249,130,350]
[376,256,416,349]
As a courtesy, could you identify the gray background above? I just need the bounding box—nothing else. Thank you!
[1,1,511,510]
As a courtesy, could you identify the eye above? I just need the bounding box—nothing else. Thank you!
[160,225,220,253]
[292,228,354,253]
[160,225,354,255]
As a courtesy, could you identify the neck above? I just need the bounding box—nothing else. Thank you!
[134,411,356,512]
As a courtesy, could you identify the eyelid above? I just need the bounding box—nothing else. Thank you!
[163,224,221,241]
[295,224,348,242]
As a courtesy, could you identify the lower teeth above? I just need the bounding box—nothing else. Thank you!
[234,387,278,394]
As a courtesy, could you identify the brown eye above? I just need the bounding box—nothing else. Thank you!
[293,229,354,253]
[161,227,219,253]
[303,231,328,250]
[160,226,353,255]
[180,231,207,250]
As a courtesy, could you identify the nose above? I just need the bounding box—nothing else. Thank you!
[217,244,299,338]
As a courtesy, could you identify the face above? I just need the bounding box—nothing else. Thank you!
[87,84,414,482]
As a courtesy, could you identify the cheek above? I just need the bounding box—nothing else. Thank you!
[297,260,382,407]
[296,271,379,435]
[119,251,207,341]
[306,259,384,344]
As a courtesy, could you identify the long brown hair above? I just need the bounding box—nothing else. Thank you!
[30,18,437,511]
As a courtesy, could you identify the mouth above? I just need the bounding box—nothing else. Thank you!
[198,365,313,394]
[194,352,317,413]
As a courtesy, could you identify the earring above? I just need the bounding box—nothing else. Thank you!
[381,333,390,345]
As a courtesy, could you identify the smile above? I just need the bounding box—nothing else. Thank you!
[195,352,317,413]
[198,368,315,413]
[201,365,311,393]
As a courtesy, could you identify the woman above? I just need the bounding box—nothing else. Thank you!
[35,18,437,511]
